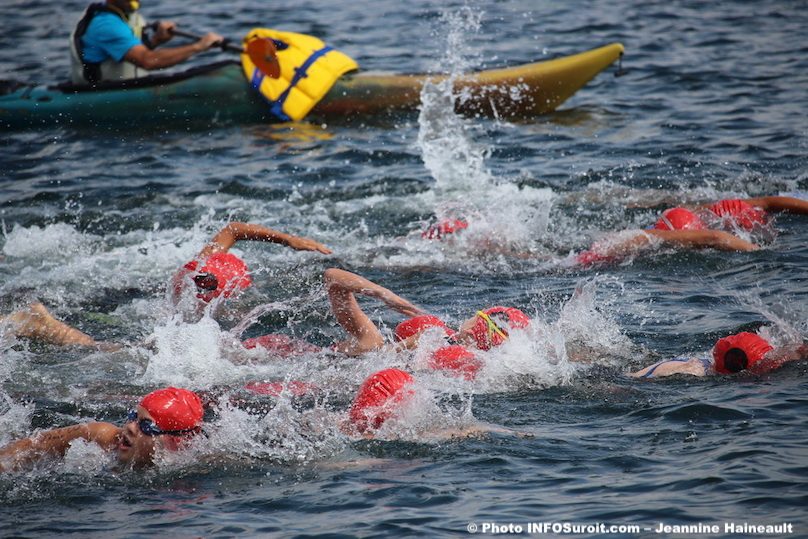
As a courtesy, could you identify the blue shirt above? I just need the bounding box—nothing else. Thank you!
[81,12,141,63]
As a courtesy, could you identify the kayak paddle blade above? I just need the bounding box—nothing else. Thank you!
[246,37,280,79]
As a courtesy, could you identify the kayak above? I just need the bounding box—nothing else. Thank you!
[0,43,623,129]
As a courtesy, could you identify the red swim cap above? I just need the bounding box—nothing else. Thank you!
[242,334,322,356]
[708,199,767,230]
[349,368,414,432]
[139,387,204,431]
[421,219,469,240]
[394,315,454,342]
[469,306,531,351]
[183,252,252,302]
[429,345,481,380]
[712,332,774,374]
[654,207,705,231]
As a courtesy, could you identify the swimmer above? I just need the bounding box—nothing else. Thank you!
[417,196,808,266]
[324,268,530,361]
[577,196,808,266]
[0,387,204,472]
[343,368,530,439]
[172,222,332,305]
[629,332,808,379]
[3,222,332,345]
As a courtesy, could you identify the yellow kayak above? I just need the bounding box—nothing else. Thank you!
[315,43,624,119]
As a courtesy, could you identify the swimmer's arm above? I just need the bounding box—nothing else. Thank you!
[577,232,655,263]
[428,423,534,440]
[325,268,423,355]
[750,343,808,374]
[324,268,423,318]
[629,358,708,378]
[199,222,332,258]
[744,196,808,215]
[0,422,119,472]
[647,229,759,251]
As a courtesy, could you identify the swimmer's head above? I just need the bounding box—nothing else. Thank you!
[708,199,767,231]
[183,252,252,302]
[654,207,705,231]
[119,387,204,466]
[139,387,204,432]
[463,306,531,351]
[421,218,469,240]
[429,345,481,380]
[394,315,454,342]
[349,368,414,433]
[712,332,774,374]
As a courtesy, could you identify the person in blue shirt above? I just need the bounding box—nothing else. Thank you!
[70,0,223,84]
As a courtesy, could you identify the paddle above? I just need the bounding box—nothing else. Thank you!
[159,26,280,78]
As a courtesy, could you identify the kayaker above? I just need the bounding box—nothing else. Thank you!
[70,0,224,84]
[172,222,332,306]
[0,387,205,472]
[629,332,808,379]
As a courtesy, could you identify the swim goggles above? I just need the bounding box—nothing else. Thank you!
[126,410,199,437]
[193,272,219,293]
[656,214,676,231]
[476,310,509,342]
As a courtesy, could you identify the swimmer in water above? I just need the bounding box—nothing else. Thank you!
[418,197,808,266]
[1,222,332,347]
[315,268,531,383]
[0,387,204,472]
[575,196,808,266]
[630,332,808,379]
[343,367,530,439]
[172,222,332,305]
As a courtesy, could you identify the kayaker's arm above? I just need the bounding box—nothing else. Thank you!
[199,222,332,258]
[124,32,222,70]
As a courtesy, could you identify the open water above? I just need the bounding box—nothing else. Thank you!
[1,0,807,537]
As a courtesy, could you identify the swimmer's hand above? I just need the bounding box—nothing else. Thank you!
[379,293,424,318]
[324,268,424,317]
[427,423,534,440]
[285,235,333,254]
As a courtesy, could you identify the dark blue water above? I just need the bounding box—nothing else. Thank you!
[1,0,807,537]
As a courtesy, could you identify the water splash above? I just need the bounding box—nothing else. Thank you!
[140,314,243,388]
[417,7,491,196]
[414,6,557,256]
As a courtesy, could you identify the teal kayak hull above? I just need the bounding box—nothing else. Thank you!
[0,61,266,129]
